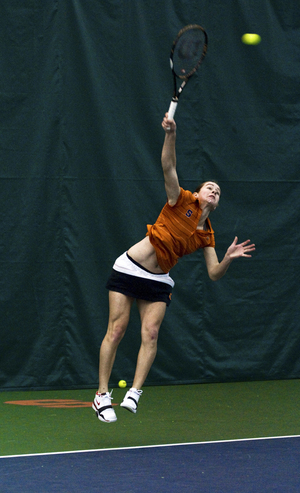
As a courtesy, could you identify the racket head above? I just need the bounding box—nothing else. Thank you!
[170,24,208,80]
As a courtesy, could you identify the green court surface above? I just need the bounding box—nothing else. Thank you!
[1,379,299,457]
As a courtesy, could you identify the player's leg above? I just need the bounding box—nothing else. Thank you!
[99,290,134,392]
[93,290,133,423]
[120,300,166,413]
[134,299,166,388]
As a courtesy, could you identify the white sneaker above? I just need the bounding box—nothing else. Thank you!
[120,388,143,414]
[92,390,117,423]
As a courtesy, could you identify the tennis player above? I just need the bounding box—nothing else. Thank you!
[92,114,255,423]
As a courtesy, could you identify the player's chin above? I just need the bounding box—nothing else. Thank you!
[209,201,219,211]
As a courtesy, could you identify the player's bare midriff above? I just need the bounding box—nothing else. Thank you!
[127,237,165,274]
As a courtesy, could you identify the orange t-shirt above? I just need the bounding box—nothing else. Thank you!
[146,188,215,273]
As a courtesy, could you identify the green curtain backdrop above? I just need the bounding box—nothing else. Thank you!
[0,0,299,390]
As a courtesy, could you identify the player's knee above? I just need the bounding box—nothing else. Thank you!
[107,321,127,344]
[142,324,160,344]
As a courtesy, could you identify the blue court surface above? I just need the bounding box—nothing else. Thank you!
[1,436,299,492]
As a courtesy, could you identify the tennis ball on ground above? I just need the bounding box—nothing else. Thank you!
[241,33,261,45]
[118,380,127,388]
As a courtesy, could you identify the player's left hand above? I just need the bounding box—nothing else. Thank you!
[226,236,255,259]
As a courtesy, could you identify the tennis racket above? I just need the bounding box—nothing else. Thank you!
[167,24,208,120]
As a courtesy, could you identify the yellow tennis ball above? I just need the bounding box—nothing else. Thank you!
[241,33,261,45]
[118,380,127,388]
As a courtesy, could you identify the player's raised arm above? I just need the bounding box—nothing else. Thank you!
[161,114,181,206]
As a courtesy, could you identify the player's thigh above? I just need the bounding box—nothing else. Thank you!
[136,299,167,331]
[108,290,134,327]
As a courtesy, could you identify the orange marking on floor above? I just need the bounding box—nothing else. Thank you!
[5,399,119,408]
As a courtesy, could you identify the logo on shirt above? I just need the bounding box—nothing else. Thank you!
[185,209,193,218]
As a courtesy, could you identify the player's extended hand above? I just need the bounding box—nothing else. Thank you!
[226,236,255,259]
[162,113,176,133]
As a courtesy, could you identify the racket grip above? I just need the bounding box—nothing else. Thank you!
[167,99,178,120]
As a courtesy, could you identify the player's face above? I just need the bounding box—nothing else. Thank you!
[194,182,221,209]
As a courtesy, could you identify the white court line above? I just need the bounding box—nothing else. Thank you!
[1,434,300,460]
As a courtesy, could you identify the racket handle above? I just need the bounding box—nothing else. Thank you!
[167,99,178,120]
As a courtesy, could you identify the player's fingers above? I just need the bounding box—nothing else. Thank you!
[240,239,251,246]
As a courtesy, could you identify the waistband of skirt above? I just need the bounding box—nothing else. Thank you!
[111,252,175,287]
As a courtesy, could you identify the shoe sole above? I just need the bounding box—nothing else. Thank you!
[92,403,117,423]
[120,402,137,414]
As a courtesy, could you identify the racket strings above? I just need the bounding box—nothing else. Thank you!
[172,27,206,78]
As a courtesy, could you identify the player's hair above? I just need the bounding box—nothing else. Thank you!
[193,180,220,194]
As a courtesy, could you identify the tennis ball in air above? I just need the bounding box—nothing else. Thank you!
[118,380,127,388]
[241,33,261,45]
